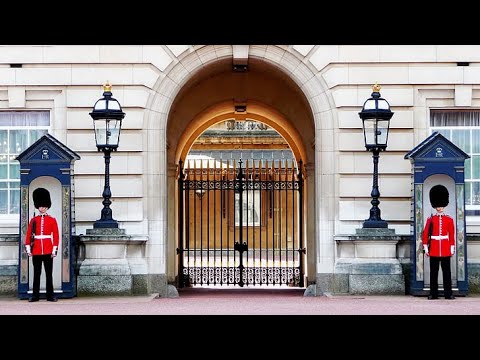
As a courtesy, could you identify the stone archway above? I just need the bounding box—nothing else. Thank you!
[175,100,307,164]
[144,45,336,294]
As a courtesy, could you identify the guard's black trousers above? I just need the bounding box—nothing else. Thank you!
[430,256,453,298]
[32,254,54,299]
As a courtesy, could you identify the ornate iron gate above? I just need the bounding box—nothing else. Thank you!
[177,158,305,287]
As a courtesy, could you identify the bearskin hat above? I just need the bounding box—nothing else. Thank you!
[33,188,51,209]
[429,184,449,208]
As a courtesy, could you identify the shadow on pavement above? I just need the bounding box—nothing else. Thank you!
[177,286,306,298]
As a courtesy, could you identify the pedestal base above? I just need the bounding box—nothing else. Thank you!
[77,228,150,296]
[77,258,131,296]
[334,258,405,295]
[330,229,405,295]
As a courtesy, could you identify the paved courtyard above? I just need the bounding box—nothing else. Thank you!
[1,287,480,315]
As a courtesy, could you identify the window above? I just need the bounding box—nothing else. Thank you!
[0,111,49,216]
[234,190,261,227]
[430,110,480,215]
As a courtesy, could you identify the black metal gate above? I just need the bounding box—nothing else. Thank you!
[177,158,305,287]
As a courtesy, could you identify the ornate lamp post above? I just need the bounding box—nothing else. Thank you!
[90,83,125,228]
[359,83,394,228]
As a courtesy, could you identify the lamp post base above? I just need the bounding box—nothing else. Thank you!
[362,219,389,229]
[93,219,119,229]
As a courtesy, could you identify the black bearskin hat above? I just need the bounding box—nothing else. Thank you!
[429,184,449,208]
[33,188,51,209]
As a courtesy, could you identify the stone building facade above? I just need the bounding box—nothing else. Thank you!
[1,45,480,297]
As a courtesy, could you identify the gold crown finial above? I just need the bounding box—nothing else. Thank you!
[372,83,381,92]
[103,82,112,92]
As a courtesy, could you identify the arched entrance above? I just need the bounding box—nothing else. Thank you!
[176,104,307,287]
[163,53,324,291]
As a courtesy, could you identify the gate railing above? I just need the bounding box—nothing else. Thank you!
[177,158,305,287]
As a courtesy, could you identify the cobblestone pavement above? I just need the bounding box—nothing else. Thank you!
[1,287,480,315]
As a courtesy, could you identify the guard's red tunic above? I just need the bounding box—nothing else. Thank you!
[25,214,59,255]
[423,213,455,257]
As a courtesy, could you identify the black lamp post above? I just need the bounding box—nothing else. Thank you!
[359,83,393,229]
[90,83,125,229]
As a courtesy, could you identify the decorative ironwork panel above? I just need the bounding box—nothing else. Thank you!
[456,184,465,281]
[62,185,70,282]
[20,186,29,284]
[183,266,301,287]
[415,184,424,282]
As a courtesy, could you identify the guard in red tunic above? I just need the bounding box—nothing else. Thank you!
[25,188,59,302]
[423,184,456,300]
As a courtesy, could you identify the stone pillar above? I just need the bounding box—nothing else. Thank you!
[467,234,480,293]
[0,234,19,296]
[334,228,405,295]
[77,228,148,296]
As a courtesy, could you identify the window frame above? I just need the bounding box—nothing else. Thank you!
[430,109,480,216]
[0,110,50,219]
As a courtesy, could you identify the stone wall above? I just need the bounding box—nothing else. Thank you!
[0,234,18,296]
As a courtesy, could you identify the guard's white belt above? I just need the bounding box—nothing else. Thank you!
[34,235,52,239]
[431,235,449,240]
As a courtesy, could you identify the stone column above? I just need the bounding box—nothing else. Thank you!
[0,234,19,296]
[467,234,480,293]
